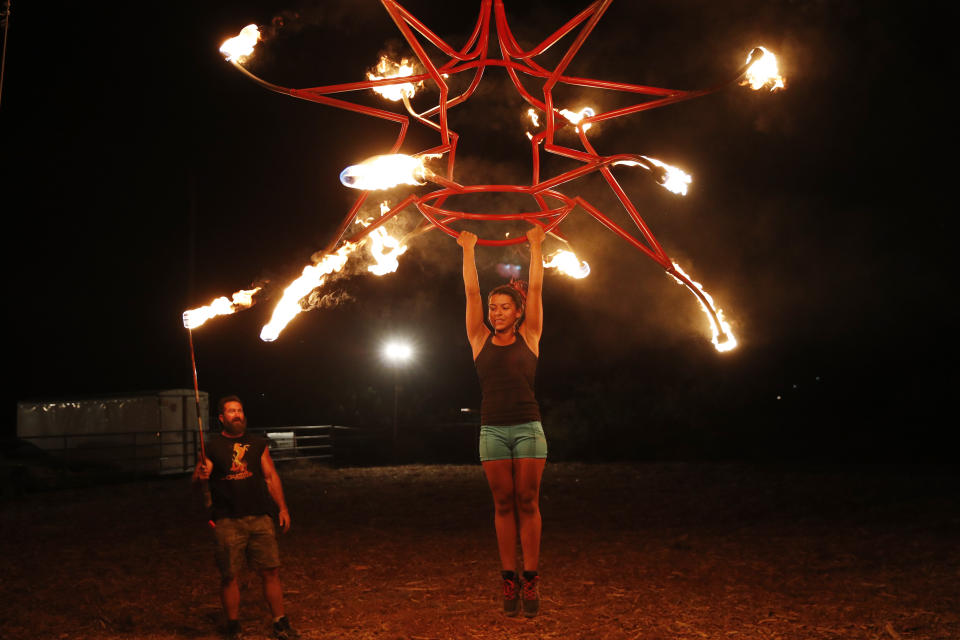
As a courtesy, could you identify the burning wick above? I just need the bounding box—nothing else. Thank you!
[559,107,595,132]
[543,250,590,279]
[525,108,541,140]
[669,262,737,352]
[614,156,692,196]
[183,288,261,330]
[642,156,692,196]
[368,56,423,101]
[742,46,785,91]
[220,25,261,62]
[526,107,595,135]
[339,154,439,191]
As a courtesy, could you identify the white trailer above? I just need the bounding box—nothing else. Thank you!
[16,389,209,475]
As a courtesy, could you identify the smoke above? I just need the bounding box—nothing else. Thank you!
[263,2,386,37]
[303,289,355,310]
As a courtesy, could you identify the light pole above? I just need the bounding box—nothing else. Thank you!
[0,0,11,110]
[382,340,413,458]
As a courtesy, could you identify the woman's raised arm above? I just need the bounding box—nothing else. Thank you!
[522,225,545,354]
[458,231,489,358]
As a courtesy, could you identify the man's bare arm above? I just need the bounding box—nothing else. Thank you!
[261,448,291,532]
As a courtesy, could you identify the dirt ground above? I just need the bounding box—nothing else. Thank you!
[1,462,958,640]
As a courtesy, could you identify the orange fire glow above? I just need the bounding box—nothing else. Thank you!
[362,203,409,276]
[543,250,591,279]
[339,153,439,191]
[670,262,737,352]
[220,25,260,62]
[614,156,692,196]
[559,107,595,132]
[742,46,785,91]
[183,288,261,330]
[259,203,412,341]
[368,56,423,101]
[259,245,356,342]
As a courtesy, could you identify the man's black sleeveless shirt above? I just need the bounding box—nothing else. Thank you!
[474,333,541,426]
[206,432,275,520]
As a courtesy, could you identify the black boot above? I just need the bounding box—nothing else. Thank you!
[501,571,520,616]
[521,571,540,617]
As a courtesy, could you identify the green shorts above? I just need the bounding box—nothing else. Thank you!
[479,421,548,462]
[213,514,280,579]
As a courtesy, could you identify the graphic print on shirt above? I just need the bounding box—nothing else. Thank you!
[226,443,253,480]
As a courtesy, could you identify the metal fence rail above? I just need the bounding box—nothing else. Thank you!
[250,426,333,462]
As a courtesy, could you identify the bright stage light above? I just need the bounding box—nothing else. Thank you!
[383,341,413,363]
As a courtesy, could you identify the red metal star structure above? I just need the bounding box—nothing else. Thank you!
[223,0,780,350]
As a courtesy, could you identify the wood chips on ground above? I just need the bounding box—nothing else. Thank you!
[1,462,958,639]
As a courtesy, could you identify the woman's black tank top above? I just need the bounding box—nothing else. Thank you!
[474,333,541,426]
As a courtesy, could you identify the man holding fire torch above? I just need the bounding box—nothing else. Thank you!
[194,395,297,640]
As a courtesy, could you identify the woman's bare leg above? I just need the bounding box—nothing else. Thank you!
[483,459,519,571]
[513,457,546,572]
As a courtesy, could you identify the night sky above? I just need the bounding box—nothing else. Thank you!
[3,0,952,460]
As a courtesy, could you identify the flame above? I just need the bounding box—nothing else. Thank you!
[259,244,357,342]
[360,203,409,276]
[259,202,411,341]
[339,154,437,191]
[220,25,261,62]
[525,107,593,139]
[642,156,692,196]
[613,156,692,196]
[183,287,261,329]
[543,250,590,279]
[559,107,595,132]
[670,262,737,352]
[742,46,785,91]
[368,56,423,101]
[525,108,540,140]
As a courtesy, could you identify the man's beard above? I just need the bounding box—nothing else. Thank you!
[223,417,247,435]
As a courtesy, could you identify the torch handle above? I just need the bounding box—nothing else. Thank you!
[187,328,206,461]
[187,327,214,518]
